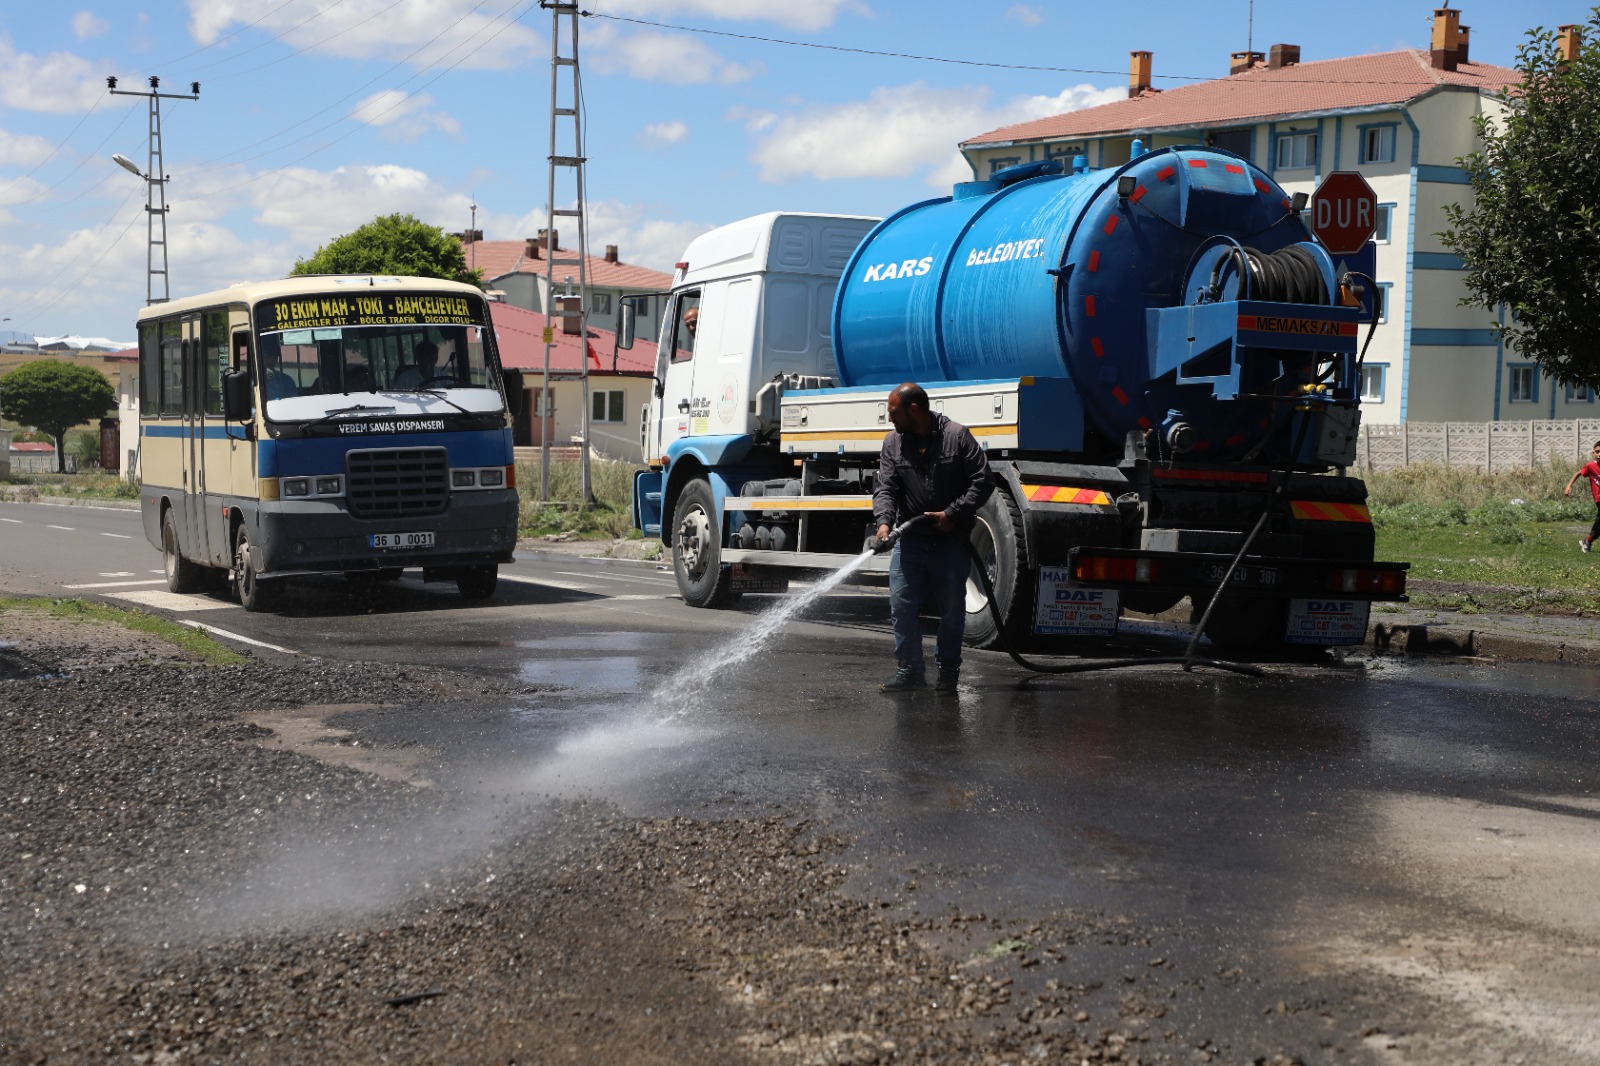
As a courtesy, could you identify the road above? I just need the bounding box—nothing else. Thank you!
[3,496,1599,1063]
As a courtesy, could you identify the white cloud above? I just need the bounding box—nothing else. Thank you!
[505,199,713,273]
[72,11,110,39]
[244,164,470,253]
[350,90,461,143]
[1004,5,1045,26]
[638,120,689,148]
[591,0,866,33]
[0,129,60,169]
[595,30,758,85]
[746,81,1124,185]
[0,40,108,114]
[184,0,542,71]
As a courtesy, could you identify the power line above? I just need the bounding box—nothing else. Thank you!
[577,9,1474,87]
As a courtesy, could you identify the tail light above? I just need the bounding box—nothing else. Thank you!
[1328,568,1406,595]
[1073,555,1161,584]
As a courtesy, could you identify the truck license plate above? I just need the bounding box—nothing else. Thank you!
[369,531,434,550]
[1284,598,1370,645]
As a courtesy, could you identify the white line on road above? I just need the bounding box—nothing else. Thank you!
[47,525,75,531]
[179,621,300,656]
[500,572,670,599]
[552,570,671,584]
[64,579,167,589]
[0,518,20,524]
[100,532,134,539]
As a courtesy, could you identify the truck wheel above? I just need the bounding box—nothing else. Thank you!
[964,488,1034,649]
[457,564,499,601]
[672,478,739,608]
[233,523,277,613]
[162,509,205,593]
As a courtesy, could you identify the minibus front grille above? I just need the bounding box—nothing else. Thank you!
[346,447,450,518]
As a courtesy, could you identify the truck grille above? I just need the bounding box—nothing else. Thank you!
[346,447,449,518]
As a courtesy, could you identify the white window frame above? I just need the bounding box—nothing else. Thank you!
[1373,203,1394,244]
[1274,131,1317,170]
[1508,365,1537,404]
[1566,382,1596,403]
[592,388,626,423]
[1359,364,1386,403]
[1360,125,1396,164]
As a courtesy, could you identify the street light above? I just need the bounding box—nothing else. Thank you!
[112,153,143,177]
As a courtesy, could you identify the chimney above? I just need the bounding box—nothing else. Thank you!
[523,238,541,260]
[1431,7,1459,71]
[1268,43,1300,70]
[538,228,560,252]
[1230,50,1264,75]
[1457,25,1470,64]
[605,244,618,263]
[1128,50,1152,98]
[557,295,583,336]
[1559,24,1582,65]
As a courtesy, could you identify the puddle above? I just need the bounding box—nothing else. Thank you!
[519,655,641,693]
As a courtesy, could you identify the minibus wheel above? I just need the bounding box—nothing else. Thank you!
[233,524,277,612]
[162,509,205,594]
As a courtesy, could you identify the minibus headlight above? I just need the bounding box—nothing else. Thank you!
[452,469,476,488]
[479,468,504,487]
[315,476,343,495]
[282,477,311,498]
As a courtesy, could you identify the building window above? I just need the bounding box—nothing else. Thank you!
[1360,125,1396,164]
[1373,203,1394,243]
[1374,281,1392,324]
[1275,131,1317,170]
[590,292,612,315]
[1360,364,1386,403]
[1508,365,1538,403]
[1209,127,1254,160]
[592,389,625,423]
[1567,383,1596,403]
[987,156,1021,175]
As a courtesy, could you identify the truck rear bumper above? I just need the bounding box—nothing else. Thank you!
[1063,546,1408,601]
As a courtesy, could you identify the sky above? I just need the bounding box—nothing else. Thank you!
[0,0,1583,344]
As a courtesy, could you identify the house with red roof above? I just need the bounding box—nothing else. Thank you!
[462,230,673,350]
[489,301,654,465]
[961,5,1565,425]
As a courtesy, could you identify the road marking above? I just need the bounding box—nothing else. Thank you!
[104,589,232,612]
[0,518,20,524]
[100,532,133,539]
[99,572,136,577]
[179,620,300,655]
[47,525,75,531]
[64,579,167,589]
[500,573,669,599]
[552,570,672,584]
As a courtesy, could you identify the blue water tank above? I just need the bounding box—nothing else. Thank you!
[832,146,1321,457]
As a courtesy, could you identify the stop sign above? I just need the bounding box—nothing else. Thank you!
[1308,171,1378,255]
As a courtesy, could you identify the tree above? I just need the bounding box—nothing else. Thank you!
[291,212,484,287]
[1440,10,1600,386]
[0,360,116,473]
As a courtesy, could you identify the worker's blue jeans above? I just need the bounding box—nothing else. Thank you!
[889,534,970,673]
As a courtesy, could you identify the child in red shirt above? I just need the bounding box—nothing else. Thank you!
[1563,440,1600,552]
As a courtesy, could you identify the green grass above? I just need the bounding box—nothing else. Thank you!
[516,456,643,540]
[18,472,142,500]
[1367,462,1600,614]
[0,596,250,665]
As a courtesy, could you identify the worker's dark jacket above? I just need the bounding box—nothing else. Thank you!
[873,412,994,539]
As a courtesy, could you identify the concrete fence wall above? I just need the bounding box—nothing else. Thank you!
[1358,420,1600,472]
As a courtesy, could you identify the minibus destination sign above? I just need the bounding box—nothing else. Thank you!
[256,293,486,333]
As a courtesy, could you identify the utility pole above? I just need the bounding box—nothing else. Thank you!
[538,0,594,504]
[108,76,199,305]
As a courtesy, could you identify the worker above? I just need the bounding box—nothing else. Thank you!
[872,382,993,693]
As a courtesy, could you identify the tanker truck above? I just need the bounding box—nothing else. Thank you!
[618,145,1407,652]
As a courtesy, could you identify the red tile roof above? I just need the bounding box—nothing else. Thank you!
[489,301,652,376]
[467,240,672,291]
[963,50,1522,146]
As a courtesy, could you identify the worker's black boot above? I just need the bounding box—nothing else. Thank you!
[880,664,926,692]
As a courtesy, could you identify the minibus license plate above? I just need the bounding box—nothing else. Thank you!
[370,531,434,550]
